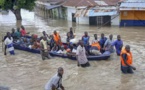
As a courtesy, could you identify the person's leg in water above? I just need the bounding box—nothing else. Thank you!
[81,62,90,68]
[9,50,15,55]
[41,50,45,60]
[121,66,128,74]
[4,45,7,55]
[127,66,134,74]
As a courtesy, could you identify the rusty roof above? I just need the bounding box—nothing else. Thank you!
[63,0,97,7]
[94,0,121,6]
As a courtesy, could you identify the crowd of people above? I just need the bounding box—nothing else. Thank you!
[2,26,136,75]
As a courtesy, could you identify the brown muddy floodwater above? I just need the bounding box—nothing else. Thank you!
[0,9,145,90]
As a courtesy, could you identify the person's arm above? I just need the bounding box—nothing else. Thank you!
[120,41,123,49]
[60,84,65,90]
[122,54,136,70]
[111,40,116,46]
[103,39,108,49]
[82,36,84,40]
[52,84,56,90]
[87,36,90,45]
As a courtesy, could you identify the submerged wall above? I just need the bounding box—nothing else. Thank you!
[120,11,145,26]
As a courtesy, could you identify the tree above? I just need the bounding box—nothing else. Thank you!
[0,0,36,20]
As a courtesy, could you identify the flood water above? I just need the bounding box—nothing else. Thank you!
[0,9,145,90]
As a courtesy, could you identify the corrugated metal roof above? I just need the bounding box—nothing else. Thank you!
[74,7,118,17]
[94,0,121,6]
[45,5,61,10]
[120,3,145,8]
[95,1,108,5]
[87,9,117,16]
[63,0,97,7]
[125,0,145,2]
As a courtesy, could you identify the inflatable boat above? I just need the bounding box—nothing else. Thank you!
[13,43,111,60]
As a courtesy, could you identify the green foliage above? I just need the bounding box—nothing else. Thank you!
[0,0,4,6]
[1,0,36,10]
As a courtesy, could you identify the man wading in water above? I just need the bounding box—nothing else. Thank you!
[45,67,65,90]
[40,36,51,60]
[76,40,90,67]
[120,45,136,74]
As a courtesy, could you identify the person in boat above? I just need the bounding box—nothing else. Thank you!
[53,31,62,48]
[76,40,90,67]
[51,43,59,53]
[120,45,136,74]
[15,28,21,39]
[82,32,90,53]
[40,36,51,60]
[69,27,74,39]
[67,43,77,57]
[11,28,17,40]
[99,33,107,53]
[57,46,67,55]
[2,32,9,55]
[32,39,40,49]
[93,34,98,42]
[90,39,101,56]
[20,25,29,37]
[66,32,74,44]
[18,37,30,48]
[45,67,65,90]
[112,35,123,56]
[4,32,15,55]
[49,35,55,50]
[104,34,114,53]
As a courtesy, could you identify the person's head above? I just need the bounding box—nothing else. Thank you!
[58,67,64,76]
[7,32,11,37]
[101,33,104,38]
[84,32,88,36]
[109,34,113,40]
[94,34,97,40]
[117,35,121,41]
[125,45,130,52]
[54,30,57,35]
[12,28,15,33]
[21,25,25,30]
[79,40,84,47]
[70,27,73,32]
[42,31,46,35]
[17,28,20,32]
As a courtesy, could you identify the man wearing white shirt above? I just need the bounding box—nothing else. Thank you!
[45,67,65,90]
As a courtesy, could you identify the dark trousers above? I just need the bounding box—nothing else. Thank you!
[81,62,90,67]
[121,65,133,74]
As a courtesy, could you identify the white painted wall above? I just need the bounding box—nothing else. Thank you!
[66,7,119,25]
[111,15,120,26]
[66,7,89,25]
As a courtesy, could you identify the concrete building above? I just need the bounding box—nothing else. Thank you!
[63,0,121,26]
[120,0,145,26]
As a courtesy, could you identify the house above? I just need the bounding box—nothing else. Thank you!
[63,0,97,24]
[35,0,67,19]
[120,0,145,26]
[63,0,121,26]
